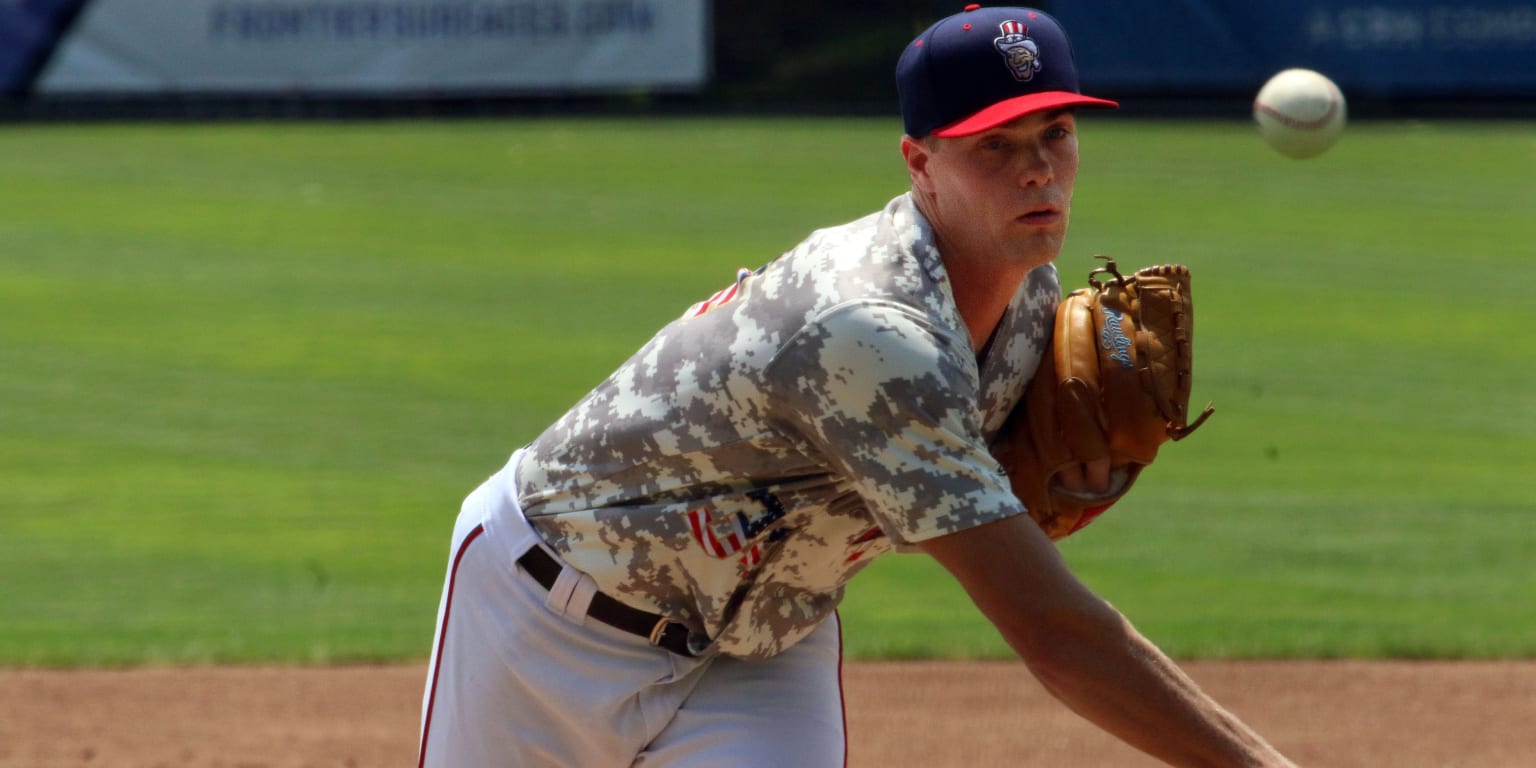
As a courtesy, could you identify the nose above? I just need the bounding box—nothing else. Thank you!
[1016,142,1052,188]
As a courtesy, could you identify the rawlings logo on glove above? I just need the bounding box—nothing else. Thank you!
[993,256,1215,540]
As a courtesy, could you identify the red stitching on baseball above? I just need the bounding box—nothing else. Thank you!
[1254,98,1339,131]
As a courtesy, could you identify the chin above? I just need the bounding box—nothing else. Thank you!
[1002,236,1064,268]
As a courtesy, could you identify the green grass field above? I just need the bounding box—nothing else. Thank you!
[2,117,1533,666]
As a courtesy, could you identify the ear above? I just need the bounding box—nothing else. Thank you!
[901,135,933,194]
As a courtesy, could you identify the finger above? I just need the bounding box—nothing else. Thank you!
[1084,458,1112,494]
[1056,464,1087,493]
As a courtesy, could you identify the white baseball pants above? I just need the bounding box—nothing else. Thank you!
[418,454,849,767]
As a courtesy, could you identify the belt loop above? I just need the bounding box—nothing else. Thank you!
[544,560,582,618]
[565,567,599,621]
[514,546,701,656]
[541,552,600,623]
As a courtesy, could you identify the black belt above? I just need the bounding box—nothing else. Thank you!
[517,545,698,657]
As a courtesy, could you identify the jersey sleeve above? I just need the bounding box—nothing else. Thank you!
[763,300,1025,545]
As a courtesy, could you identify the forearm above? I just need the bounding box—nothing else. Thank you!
[921,516,1295,767]
[1012,604,1294,768]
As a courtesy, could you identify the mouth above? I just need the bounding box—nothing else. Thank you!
[1017,205,1062,227]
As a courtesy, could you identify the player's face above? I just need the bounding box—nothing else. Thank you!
[904,109,1079,273]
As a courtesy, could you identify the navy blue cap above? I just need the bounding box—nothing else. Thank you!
[897,4,1117,138]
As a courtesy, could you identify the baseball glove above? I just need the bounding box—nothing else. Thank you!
[994,256,1215,540]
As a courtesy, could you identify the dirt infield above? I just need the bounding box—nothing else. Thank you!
[2,660,1530,767]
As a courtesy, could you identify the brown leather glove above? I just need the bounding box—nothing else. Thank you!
[994,256,1215,540]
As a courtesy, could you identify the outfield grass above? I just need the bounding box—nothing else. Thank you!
[1,117,1532,665]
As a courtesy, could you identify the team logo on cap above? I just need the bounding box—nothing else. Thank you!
[994,21,1042,82]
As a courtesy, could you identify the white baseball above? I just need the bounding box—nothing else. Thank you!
[1253,68,1346,159]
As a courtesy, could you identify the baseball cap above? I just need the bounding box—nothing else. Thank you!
[897,4,1118,138]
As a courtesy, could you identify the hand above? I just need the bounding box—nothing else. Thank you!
[1055,458,1112,496]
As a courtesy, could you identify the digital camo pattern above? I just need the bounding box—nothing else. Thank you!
[516,193,1060,659]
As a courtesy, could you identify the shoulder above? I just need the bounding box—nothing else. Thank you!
[773,299,966,381]
[762,298,982,433]
[758,194,944,312]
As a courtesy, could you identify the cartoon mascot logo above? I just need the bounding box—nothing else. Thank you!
[994,21,1041,82]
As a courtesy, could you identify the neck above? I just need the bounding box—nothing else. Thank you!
[946,250,1031,353]
[910,190,1035,353]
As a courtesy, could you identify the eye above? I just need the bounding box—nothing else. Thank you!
[1044,123,1074,140]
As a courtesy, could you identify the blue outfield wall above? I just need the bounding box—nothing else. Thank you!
[4,1,1536,108]
[1053,0,1536,98]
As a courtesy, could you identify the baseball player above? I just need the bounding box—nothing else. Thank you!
[419,5,1296,767]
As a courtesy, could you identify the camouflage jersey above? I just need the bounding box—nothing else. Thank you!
[515,192,1060,659]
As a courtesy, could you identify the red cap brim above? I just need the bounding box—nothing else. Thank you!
[931,91,1119,137]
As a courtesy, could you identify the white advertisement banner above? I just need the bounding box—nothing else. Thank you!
[38,0,708,93]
